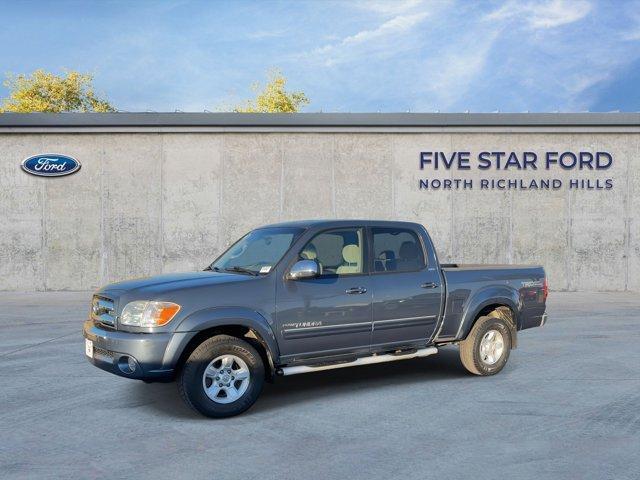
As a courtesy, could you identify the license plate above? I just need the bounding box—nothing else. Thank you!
[85,339,94,358]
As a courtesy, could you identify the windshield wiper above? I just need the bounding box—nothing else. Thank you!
[224,266,258,276]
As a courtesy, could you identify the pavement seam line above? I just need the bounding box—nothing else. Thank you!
[0,331,78,358]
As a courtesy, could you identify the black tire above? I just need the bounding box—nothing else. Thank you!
[178,335,264,418]
[459,315,512,376]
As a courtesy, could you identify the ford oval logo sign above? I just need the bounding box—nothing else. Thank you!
[21,154,81,177]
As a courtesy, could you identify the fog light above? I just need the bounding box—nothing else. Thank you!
[118,355,138,374]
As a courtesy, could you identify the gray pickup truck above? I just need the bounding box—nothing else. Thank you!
[84,220,548,417]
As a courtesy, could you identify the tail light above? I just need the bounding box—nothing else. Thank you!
[542,277,549,301]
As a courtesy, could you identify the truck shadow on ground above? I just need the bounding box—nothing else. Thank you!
[131,346,470,419]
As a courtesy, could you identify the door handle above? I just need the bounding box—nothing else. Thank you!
[420,282,438,289]
[345,287,367,294]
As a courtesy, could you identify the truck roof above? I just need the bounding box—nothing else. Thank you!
[260,219,423,229]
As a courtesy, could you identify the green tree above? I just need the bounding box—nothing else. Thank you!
[234,70,309,113]
[0,69,115,113]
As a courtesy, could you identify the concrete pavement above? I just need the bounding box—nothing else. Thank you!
[1,291,639,480]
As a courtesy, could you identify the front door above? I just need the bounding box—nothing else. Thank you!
[275,227,372,362]
[369,226,442,351]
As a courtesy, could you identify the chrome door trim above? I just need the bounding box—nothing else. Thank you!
[282,321,372,339]
[373,315,437,331]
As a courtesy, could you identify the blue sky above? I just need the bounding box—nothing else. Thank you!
[0,0,638,112]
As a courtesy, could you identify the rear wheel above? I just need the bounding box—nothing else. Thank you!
[178,335,264,418]
[459,315,511,375]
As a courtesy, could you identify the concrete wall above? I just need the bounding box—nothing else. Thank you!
[0,131,638,291]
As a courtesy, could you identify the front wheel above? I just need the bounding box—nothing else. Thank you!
[459,315,511,376]
[178,335,265,418]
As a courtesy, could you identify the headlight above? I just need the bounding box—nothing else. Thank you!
[119,301,181,327]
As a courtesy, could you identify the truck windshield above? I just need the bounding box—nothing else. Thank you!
[209,227,303,275]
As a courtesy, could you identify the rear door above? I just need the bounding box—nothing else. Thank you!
[369,226,442,351]
[275,226,372,361]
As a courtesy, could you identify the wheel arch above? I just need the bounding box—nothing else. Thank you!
[473,304,518,349]
[457,288,520,349]
[167,307,279,381]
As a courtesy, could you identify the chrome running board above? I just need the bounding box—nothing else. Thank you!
[278,347,438,376]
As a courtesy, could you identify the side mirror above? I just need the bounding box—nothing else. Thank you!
[287,260,319,280]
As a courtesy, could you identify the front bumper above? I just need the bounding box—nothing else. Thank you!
[83,320,181,381]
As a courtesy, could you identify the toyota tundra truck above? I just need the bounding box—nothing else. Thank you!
[84,220,548,418]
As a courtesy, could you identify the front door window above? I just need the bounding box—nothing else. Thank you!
[298,228,365,276]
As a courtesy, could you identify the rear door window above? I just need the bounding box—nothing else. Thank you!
[371,227,425,273]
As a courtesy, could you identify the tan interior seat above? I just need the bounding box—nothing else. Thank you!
[336,244,361,274]
[300,243,322,274]
[300,244,318,261]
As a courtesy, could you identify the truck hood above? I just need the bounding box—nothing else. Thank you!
[97,271,255,298]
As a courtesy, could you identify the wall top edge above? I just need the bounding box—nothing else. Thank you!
[0,112,639,128]
[0,127,638,134]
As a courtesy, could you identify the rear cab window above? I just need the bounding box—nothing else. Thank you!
[371,227,426,273]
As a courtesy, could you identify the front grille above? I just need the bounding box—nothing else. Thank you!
[91,296,116,327]
[93,346,114,359]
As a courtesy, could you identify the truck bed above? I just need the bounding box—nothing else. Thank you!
[435,263,547,341]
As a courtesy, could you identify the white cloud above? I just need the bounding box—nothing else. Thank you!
[410,0,617,112]
[623,30,640,41]
[472,0,635,112]
[286,0,637,113]
[487,0,592,29]
[621,28,640,42]
[310,11,429,66]
[341,12,428,46]
[300,0,455,67]
[419,30,501,110]
[621,5,640,41]
[248,29,287,40]
[352,0,427,16]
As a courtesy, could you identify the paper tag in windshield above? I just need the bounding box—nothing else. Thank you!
[260,266,272,274]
